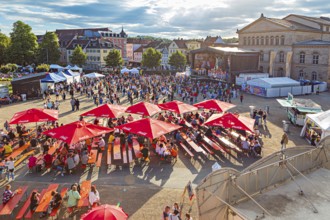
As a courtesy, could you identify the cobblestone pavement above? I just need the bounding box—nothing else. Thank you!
[0,90,329,219]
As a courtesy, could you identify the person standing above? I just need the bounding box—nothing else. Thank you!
[88,185,100,208]
[281,132,289,150]
[29,191,40,211]
[5,158,15,181]
[67,185,81,213]
[240,94,243,103]
[70,98,75,112]
[75,98,80,111]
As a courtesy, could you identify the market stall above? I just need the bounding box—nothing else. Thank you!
[40,73,66,93]
[277,93,323,126]
[300,110,330,144]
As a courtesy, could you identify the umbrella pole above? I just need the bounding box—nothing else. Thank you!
[36,122,38,137]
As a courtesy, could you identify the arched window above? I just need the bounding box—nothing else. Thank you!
[275,36,279,45]
[281,35,285,45]
[256,37,259,45]
[312,52,319,64]
[260,36,264,45]
[270,36,274,45]
[299,70,304,80]
[265,36,269,45]
[260,50,264,62]
[279,51,284,63]
[299,52,305,63]
[248,37,251,45]
[312,71,317,80]
[252,37,255,45]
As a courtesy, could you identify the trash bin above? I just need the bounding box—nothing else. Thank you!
[265,105,270,114]
[249,106,255,117]
[21,94,27,101]
[282,120,289,132]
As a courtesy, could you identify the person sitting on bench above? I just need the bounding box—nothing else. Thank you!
[40,191,62,218]
[140,146,149,162]
[2,184,17,204]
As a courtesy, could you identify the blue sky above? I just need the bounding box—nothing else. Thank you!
[1,0,330,39]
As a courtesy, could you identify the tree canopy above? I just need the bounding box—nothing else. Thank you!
[8,21,38,65]
[36,63,50,72]
[0,32,10,65]
[104,49,123,68]
[168,51,186,70]
[69,46,87,67]
[141,48,162,69]
[38,32,61,64]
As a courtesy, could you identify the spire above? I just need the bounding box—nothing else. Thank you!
[120,26,126,37]
[260,13,264,18]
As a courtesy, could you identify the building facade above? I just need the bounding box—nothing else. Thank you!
[237,14,330,83]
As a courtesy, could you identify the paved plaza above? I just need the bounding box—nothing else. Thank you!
[0,90,329,219]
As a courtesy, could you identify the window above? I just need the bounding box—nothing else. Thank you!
[312,53,319,64]
[278,68,284,77]
[97,50,100,53]
[275,36,279,45]
[252,37,255,45]
[97,57,100,61]
[299,52,305,63]
[265,36,269,45]
[260,66,264,72]
[312,71,317,80]
[256,37,259,45]
[248,37,251,45]
[299,70,304,80]
[270,36,274,45]
[261,37,264,45]
[279,51,284,63]
[243,37,247,45]
[103,50,107,53]
[281,36,285,45]
[260,50,264,62]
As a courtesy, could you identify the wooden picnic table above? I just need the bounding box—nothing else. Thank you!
[77,180,91,207]
[230,130,246,141]
[35,184,59,213]
[113,138,122,160]
[6,142,30,160]
[181,132,205,153]
[219,136,242,152]
[203,136,223,152]
[0,186,28,215]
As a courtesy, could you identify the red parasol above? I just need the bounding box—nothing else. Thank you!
[81,104,127,118]
[116,118,181,139]
[9,108,58,124]
[43,120,113,145]
[125,101,161,117]
[193,99,236,112]
[81,204,128,220]
[204,112,255,133]
[158,100,198,114]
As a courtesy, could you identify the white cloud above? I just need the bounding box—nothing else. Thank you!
[46,0,99,7]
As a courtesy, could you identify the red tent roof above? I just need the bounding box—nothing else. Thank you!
[43,121,113,145]
[158,100,198,114]
[81,204,128,220]
[9,108,58,124]
[81,104,127,118]
[194,99,236,112]
[204,113,255,133]
[125,102,161,117]
[116,118,181,139]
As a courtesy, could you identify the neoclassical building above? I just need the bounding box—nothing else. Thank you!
[237,14,330,83]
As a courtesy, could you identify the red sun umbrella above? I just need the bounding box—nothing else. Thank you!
[204,112,255,133]
[125,101,162,117]
[43,120,113,145]
[9,108,58,124]
[158,100,198,114]
[81,104,127,118]
[116,118,181,139]
[193,99,236,112]
[81,204,128,220]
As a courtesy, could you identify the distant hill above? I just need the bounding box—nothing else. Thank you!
[223,37,238,43]
[128,35,172,43]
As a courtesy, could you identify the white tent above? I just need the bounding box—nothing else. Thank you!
[83,72,105,78]
[247,77,300,89]
[70,65,83,73]
[50,64,64,71]
[121,68,130,74]
[65,65,72,69]
[130,68,139,74]
[56,71,74,83]
[301,110,330,139]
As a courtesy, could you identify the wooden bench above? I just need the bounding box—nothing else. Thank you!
[6,142,30,160]
[178,142,194,158]
[15,189,36,219]
[203,136,226,154]
[24,189,47,219]
[49,188,68,218]
[88,149,98,166]
[0,186,28,216]
[107,148,112,166]
[14,150,34,167]
[96,152,103,167]
[77,180,91,208]
[35,184,59,213]
[199,142,214,155]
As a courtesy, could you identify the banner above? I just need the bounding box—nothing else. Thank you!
[269,51,277,76]
[286,51,293,77]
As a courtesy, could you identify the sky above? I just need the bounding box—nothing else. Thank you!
[1,0,330,39]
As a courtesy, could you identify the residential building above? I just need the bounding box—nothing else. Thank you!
[142,41,171,69]
[168,39,202,57]
[66,38,90,65]
[126,38,153,62]
[133,46,144,63]
[202,36,226,48]
[237,14,330,83]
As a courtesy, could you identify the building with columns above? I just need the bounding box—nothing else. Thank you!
[237,14,330,83]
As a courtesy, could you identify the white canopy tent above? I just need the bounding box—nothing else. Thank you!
[83,72,105,78]
[50,64,64,72]
[247,77,300,89]
[56,71,74,84]
[301,110,330,139]
[70,65,83,73]
[130,68,139,74]
[65,65,72,69]
[121,68,130,74]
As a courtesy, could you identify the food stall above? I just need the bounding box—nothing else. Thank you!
[277,93,323,126]
[300,110,330,143]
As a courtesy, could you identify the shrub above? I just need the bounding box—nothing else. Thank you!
[36,64,50,72]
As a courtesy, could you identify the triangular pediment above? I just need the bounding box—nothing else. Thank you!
[239,18,291,34]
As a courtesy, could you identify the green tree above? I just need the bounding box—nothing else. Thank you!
[38,32,61,64]
[141,48,162,69]
[6,63,18,72]
[168,51,186,70]
[0,65,11,74]
[0,32,10,65]
[69,46,87,67]
[8,21,38,65]
[104,49,123,68]
[36,63,50,72]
